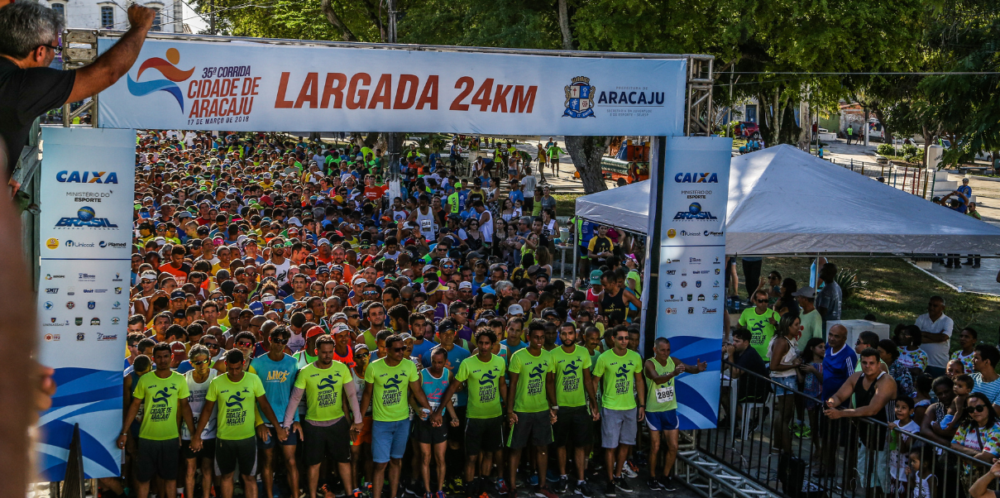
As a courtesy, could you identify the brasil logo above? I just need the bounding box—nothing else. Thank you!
[127,48,194,111]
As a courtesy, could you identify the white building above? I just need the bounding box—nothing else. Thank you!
[40,0,190,34]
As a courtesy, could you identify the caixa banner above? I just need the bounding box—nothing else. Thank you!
[36,127,135,480]
[96,38,687,135]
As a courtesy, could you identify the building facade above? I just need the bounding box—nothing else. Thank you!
[40,0,188,34]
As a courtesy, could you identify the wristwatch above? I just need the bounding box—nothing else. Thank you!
[551,405,560,411]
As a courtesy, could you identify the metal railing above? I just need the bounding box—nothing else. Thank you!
[824,157,932,198]
[689,360,1000,498]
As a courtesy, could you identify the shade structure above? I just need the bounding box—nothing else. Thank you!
[574,144,1000,255]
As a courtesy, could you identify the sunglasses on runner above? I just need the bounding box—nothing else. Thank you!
[191,359,209,366]
[205,343,220,349]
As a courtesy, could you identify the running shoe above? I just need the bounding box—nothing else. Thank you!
[658,476,676,492]
[496,478,509,497]
[546,470,560,483]
[646,478,662,491]
[604,481,617,497]
[575,480,594,498]
[614,477,633,493]
[527,474,540,487]
[436,491,446,498]
[622,461,638,479]
[533,486,558,498]
[553,476,568,494]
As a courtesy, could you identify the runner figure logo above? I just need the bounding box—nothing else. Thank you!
[563,76,596,118]
[127,47,195,111]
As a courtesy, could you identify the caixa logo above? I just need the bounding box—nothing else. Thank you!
[56,171,119,184]
[56,207,118,229]
[674,172,719,183]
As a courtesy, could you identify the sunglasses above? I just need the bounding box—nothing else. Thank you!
[392,346,406,352]
[205,343,220,349]
[271,339,289,345]
[756,299,768,304]
[237,342,253,348]
[191,359,209,366]
[968,405,988,413]
[347,315,359,319]
[235,289,248,294]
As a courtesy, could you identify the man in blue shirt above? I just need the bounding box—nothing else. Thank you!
[250,326,301,498]
[818,324,856,473]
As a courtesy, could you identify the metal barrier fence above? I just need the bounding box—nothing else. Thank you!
[688,360,1000,498]
[824,157,932,198]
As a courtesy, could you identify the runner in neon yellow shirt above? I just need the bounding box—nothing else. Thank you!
[550,323,600,495]
[436,328,509,497]
[190,350,285,498]
[591,327,645,494]
[359,334,433,498]
[284,336,364,498]
[505,321,558,498]
[118,344,195,498]
[643,337,706,491]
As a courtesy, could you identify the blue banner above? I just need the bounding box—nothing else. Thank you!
[652,136,732,429]
[36,127,136,480]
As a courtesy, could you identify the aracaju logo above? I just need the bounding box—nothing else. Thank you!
[127,48,194,111]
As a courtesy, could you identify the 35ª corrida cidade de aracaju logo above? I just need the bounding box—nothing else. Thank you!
[127,48,194,111]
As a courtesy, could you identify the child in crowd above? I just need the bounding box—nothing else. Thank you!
[950,374,975,423]
[946,359,965,379]
[913,374,934,424]
[888,396,920,497]
[798,338,825,455]
[905,444,937,498]
[897,324,928,376]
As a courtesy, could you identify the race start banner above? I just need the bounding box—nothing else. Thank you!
[95,38,687,136]
[36,127,136,480]
[650,136,732,429]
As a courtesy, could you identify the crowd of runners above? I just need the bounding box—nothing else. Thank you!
[117,130,696,498]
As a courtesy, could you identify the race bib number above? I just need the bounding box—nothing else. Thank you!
[655,384,675,404]
[421,219,432,231]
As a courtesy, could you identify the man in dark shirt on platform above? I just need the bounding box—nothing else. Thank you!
[0,2,156,177]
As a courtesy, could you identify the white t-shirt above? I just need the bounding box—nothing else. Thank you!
[522,175,537,198]
[915,313,954,369]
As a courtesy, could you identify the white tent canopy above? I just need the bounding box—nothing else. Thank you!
[574,144,1000,255]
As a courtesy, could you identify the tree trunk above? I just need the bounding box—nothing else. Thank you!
[773,88,780,144]
[557,0,573,50]
[797,100,811,151]
[565,136,610,194]
[320,0,359,42]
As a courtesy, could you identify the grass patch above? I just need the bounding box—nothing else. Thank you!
[749,257,1000,346]
[553,193,582,218]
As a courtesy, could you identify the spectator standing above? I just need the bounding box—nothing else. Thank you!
[950,392,1000,490]
[794,287,822,351]
[817,325,857,475]
[970,344,1000,410]
[917,296,954,377]
[879,339,914,398]
[0,3,156,173]
[815,263,842,332]
[722,328,769,404]
[521,167,537,213]
[737,290,779,361]
[951,328,978,374]
[740,258,763,301]
[897,325,929,378]
[824,347,898,494]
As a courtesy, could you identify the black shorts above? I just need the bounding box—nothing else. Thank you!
[447,406,467,441]
[135,437,180,482]
[465,416,504,455]
[523,198,534,212]
[592,419,603,448]
[414,417,449,445]
[302,419,352,465]
[507,411,552,450]
[214,437,257,477]
[554,406,593,448]
[181,438,216,460]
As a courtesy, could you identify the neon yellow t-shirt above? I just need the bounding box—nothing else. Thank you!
[365,358,419,422]
[508,348,553,413]
[455,354,506,419]
[133,371,190,440]
[295,361,352,422]
[206,372,265,440]
[551,345,593,408]
[592,349,642,411]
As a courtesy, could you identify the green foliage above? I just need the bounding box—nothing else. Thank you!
[950,293,985,330]
[835,267,868,301]
[877,143,896,156]
[902,144,919,156]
